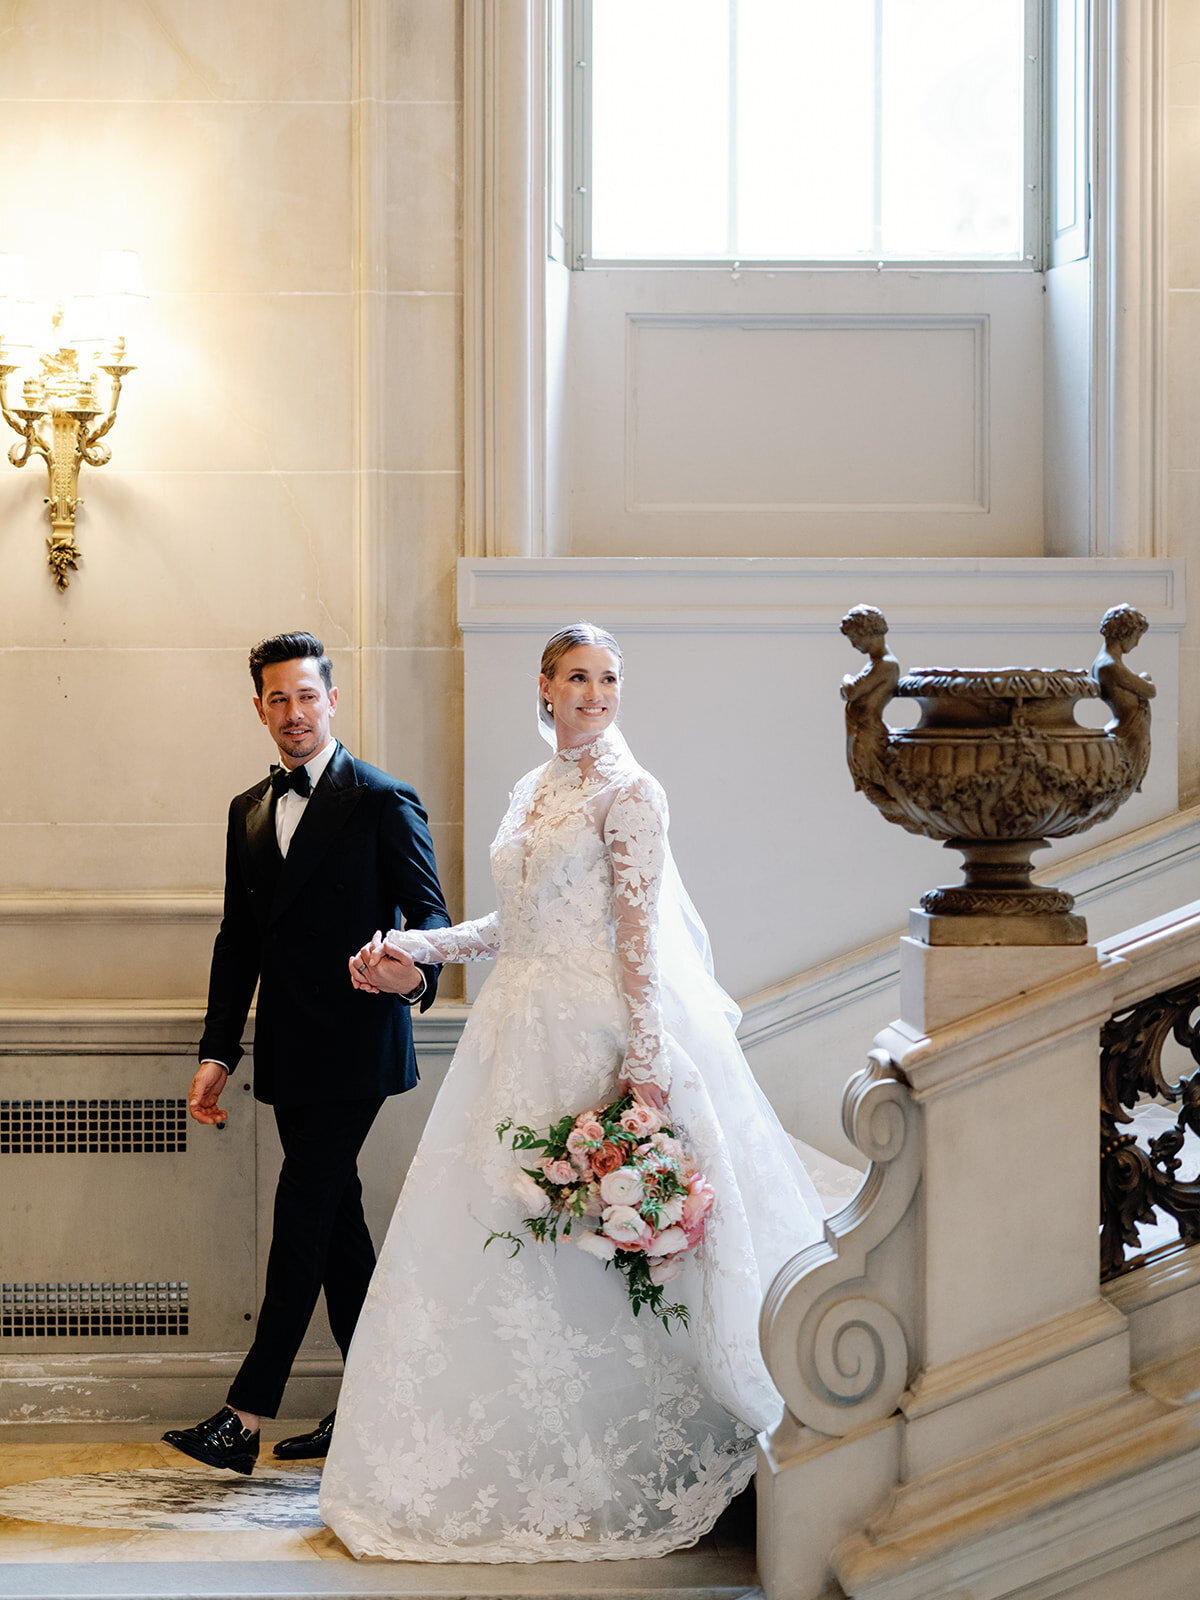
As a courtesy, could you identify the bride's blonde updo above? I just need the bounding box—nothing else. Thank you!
[538,622,623,730]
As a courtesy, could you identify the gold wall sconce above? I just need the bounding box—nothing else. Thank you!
[0,251,146,590]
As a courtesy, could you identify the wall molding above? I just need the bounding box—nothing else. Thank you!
[1092,0,1167,556]
[0,1002,470,1056]
[624,313,990,515]
[463,0,547,558]
[458,554,1185,634]
[0,893,222,923]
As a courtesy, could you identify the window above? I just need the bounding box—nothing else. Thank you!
[571,0,1043,266]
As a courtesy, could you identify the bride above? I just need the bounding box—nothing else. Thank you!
[318,623,825,1562]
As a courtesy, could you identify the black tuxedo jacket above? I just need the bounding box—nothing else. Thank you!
[198,744,451,1107]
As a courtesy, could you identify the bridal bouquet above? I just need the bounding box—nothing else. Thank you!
[488,1093,714,1332]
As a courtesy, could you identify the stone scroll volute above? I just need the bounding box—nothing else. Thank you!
[759,1049,922,1439]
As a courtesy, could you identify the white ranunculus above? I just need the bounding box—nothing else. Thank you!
[599,1166,644,1207]
[601,1204,648,1245]
[645,1224,688,1257]
[576,1229,617,1261]
[514,1172,551,1217]
[656,1194,685,1226]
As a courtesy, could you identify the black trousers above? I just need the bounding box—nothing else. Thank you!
[227,1096,385,1419]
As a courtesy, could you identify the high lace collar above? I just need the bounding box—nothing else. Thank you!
[537,725,636,791]
[553,725,621,764]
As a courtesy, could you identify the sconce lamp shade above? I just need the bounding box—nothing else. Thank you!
[63,295,105,346]
[0,253,33,350]
[95,250,147,300]
[0,252,28,300]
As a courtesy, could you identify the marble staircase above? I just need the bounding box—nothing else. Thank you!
[0,1563,763,1600]
[756,898,1200,1600]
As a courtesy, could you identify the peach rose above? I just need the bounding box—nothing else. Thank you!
[590,1141,626,1178]
[575,1117,605,1143]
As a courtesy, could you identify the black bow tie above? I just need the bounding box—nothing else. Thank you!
[271,764,312,800]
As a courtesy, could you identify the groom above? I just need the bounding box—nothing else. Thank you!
[163,631,449,1475]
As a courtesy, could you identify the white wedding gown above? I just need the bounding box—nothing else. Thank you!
[319,727,825,1561]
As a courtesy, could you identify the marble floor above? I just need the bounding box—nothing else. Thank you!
[0,1424,762,1599]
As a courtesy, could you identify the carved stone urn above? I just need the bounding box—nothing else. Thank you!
[840,604,1155,945]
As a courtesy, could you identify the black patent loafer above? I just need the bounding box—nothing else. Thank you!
[162,1407,259,1475]
[273,1410,336,1460]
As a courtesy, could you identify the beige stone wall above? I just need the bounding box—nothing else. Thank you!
[1168,0,1200,806]
[0,1,464,999]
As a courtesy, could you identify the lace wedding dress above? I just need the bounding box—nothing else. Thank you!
[319,727,825,1561]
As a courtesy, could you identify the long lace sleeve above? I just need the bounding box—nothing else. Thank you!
[384,913,501,966]
[604,777,670,1093]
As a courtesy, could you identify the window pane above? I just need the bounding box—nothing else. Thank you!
[586,0,1029,263]
[881,0,1025,259]
[591,0,731,259]
[738,0,875,260]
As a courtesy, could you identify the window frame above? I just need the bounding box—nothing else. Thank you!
[565,0,1053,273]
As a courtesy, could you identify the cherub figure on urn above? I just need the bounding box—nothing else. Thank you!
[1092,603,1155,793]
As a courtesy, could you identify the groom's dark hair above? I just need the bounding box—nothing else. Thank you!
[249,631,333,696]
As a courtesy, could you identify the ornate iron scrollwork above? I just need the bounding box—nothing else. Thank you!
[1099,977,1200,1280]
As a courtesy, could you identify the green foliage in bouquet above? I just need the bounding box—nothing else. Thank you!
[486,1092,699,1334]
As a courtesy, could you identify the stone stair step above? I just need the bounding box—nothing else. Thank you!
[0,1561,764,1600]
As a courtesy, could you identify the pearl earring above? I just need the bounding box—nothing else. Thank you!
[544,700,553,714]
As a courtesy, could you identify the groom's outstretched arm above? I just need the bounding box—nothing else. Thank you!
[197,798,260,1073]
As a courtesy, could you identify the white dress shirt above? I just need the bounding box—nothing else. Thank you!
[276,738,338,858]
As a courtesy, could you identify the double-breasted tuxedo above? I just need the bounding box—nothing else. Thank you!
[199,741,450,1419]
[199,742,450,1105]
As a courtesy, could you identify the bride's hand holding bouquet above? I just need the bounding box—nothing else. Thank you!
[490,1089,714,1332]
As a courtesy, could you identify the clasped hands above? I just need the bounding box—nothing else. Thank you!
[349,930,423,996]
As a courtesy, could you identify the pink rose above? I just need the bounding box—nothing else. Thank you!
[599,1167,644,1207]
[541,1157,576,1186]
[645,1224,688,1257]
[620,1103,663,1136]
[575,1117,605,1143]
[649,1255,684,1286]
[583,1186,605,1217]
[602,1204,652,1248]
[681,1175,715,1244]
[649,1133,685,1162]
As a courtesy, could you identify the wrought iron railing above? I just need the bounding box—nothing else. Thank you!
[1100,976,1200,1281]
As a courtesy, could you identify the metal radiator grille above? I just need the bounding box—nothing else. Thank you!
[1,1282,189,1337]
[0,1099,188,1155]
